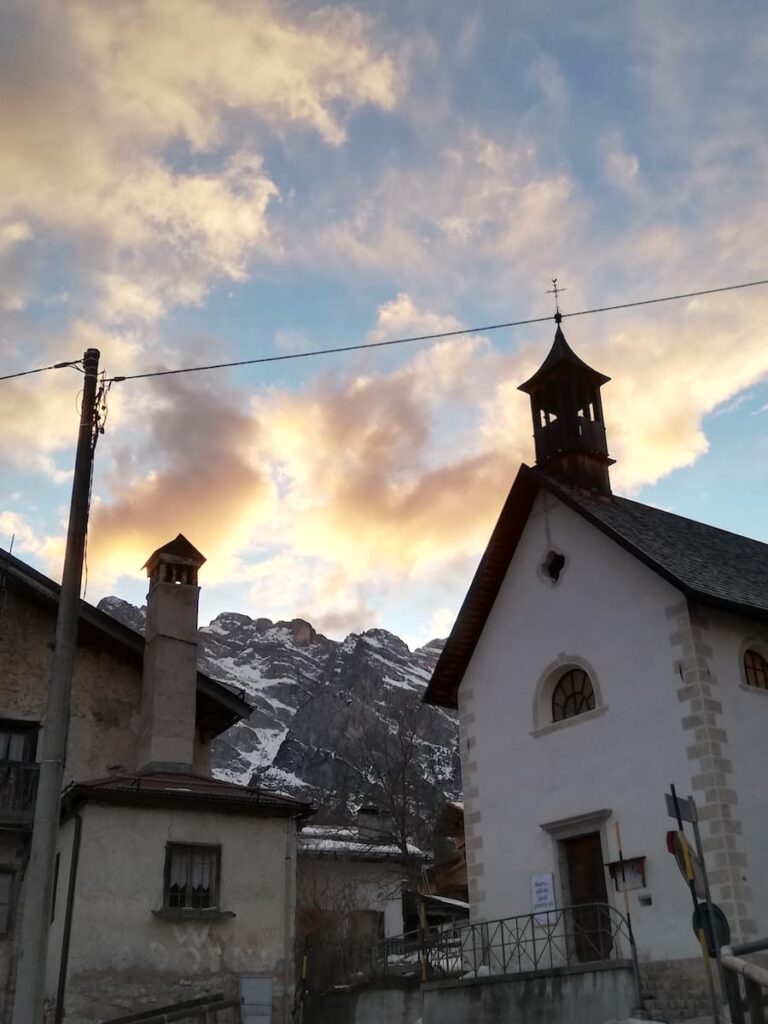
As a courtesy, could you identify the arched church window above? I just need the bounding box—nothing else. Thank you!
[744,649,768,690]
[552,669,596,722]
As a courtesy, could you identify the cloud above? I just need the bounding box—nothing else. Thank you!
[293,129,583,304]
[0,511,64,567]
[7,5,768,642]
[0,0,399,321]
[368,292,462,343]
[88,374,273,584]
[603,134,641,194]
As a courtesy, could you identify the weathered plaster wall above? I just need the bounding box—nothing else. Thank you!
[0,588,141,781]
[47,803,297,1024]
[297,857,405,939]
[0,833,28,1024]
[459,491,705,961]
[302,963,636,1024]
[421,963,636,1024]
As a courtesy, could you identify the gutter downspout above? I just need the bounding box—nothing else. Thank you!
[55,811,82,1024]
[282,818,296,1024]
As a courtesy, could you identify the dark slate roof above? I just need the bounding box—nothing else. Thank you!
[424,464,768,709]
[551,477,768,618]
[518,325,610,393]
[63,771,312,819]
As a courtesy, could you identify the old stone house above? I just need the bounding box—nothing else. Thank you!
[0,535,309,1024]
[296,807,424,999]
[297,808,421,946]
[424,321,768,1016]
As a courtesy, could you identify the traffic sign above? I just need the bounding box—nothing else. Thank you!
[666,830,706,900]
[666,792,696,824]
[693,903,730,955]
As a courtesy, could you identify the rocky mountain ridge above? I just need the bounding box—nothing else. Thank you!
[98,597,460,831]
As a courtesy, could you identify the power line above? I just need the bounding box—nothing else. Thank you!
[107,276,768,384]
[0,359,82,383]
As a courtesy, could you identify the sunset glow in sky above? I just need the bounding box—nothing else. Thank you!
[2,1,768,644]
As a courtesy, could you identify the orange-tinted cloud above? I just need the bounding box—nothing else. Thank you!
[88,375,271,582]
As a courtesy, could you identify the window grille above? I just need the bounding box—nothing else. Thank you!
[0,721,38,762]
[552,669,596,722]
[744,649,768,690]
[164,844,220,910]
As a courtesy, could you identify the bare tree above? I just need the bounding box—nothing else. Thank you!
[350,692,454,880]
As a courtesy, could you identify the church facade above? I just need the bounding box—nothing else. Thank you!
[424,320,768,975]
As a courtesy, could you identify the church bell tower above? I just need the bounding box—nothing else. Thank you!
[518,316,613,495]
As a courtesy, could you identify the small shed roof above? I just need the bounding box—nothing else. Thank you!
[143,533,206,572]
[62,771,312,819]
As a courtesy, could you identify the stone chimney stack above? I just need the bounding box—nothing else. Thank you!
[137,534,206,774]
[357,806,394,845]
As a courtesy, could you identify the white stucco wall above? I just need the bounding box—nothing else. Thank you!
[459,491,703,962]
[47,803,297,1024]
[699,608,768,936]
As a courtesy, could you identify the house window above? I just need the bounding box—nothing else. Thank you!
[164,844,220,910]
[744,649,768,690]
[552,669,596,722]
[0,872,13,935]
[0,721,38,762]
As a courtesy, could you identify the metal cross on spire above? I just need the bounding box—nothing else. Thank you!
[546,278,566,323]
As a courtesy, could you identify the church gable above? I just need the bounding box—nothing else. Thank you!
[460,487,683,723]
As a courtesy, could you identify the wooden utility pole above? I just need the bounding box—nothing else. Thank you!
[12,348,101,1024]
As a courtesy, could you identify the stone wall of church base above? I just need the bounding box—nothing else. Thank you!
[303,977,422,1024]
[639,957,717,1021]
[302,964,637,1024]
[421,962,636,1024]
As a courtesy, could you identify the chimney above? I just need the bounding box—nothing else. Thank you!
[136,534,206,774]
[357,806,394,845]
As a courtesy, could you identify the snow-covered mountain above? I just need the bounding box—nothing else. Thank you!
[98,598,460,835]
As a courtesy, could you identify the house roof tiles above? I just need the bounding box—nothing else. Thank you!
[63,771,312,818]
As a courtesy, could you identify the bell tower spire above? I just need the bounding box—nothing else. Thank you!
[518,313,613,495]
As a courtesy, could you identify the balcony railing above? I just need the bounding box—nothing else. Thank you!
[0,761,39,826]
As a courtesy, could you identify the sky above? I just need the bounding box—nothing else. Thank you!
[1,0,768,647]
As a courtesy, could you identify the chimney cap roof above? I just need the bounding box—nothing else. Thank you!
[143,533,206,574]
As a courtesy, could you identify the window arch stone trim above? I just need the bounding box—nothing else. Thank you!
[531,654,606,734]
[740,635,768,693]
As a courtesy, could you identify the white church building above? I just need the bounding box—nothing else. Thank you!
[425,319,768,984]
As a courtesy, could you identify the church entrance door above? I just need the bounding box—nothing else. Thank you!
[562,831,612,963]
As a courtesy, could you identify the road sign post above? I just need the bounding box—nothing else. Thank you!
[666,785,722,1023]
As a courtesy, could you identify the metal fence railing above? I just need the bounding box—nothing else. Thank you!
[305,903,638,1003]
[414,903,633,979]
[98,992,240,1024]
[721,938,768,1024]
